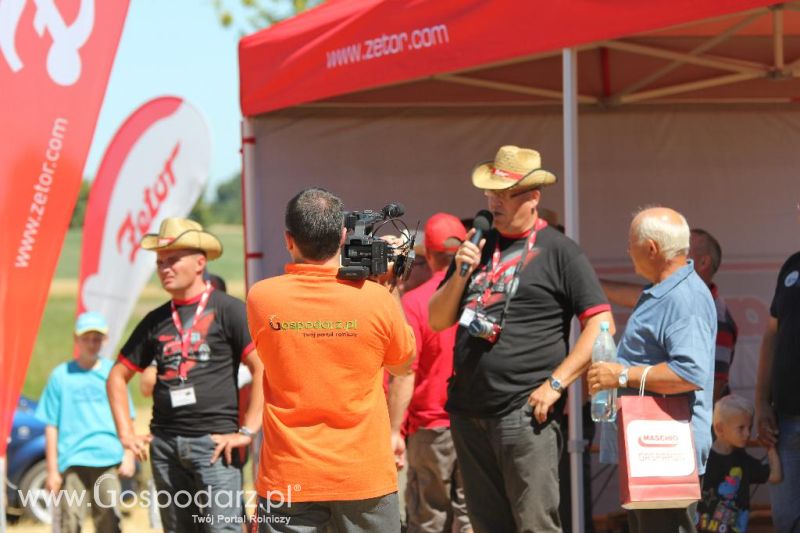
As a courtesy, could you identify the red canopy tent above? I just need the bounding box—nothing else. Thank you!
[240,0,800,114]
[238,1,800,527]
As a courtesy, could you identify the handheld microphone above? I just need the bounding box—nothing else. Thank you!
[460,210,493,277]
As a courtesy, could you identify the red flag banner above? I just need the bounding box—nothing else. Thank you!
[78,96,211,357]
[0,0,130,456]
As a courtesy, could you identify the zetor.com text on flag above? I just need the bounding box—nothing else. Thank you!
[326,24,450,69]
[14,117,68,269]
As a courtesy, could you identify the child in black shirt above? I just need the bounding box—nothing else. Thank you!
[697,395,782,532]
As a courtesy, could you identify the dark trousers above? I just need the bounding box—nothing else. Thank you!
[255,492,401,532]
[450,403,563,533]
[627,503,698,533]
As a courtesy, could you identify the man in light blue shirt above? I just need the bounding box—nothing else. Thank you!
[36,312,135,533]
[588,207,716,533]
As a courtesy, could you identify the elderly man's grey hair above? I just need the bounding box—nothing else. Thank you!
[632,207,690,261]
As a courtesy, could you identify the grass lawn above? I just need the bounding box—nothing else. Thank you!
[22,225,246,405]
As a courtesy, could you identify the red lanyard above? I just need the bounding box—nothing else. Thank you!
[476,218,548,307]
[170,281,212,381]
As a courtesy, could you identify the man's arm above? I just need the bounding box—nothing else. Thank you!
[44,426,61,493]
[241,351,264,432]
[429,229,484,331]
[107,363,151,461]
[600,279,642,309]
[755,317,779,447]
[387,373,414,469]
[428,275,468,331]
[139,365,156,398]
[384,287,416,376]
[210,350,264,465]
[767,447,783,483]
[528,311,614,423]
[588,361,701,396]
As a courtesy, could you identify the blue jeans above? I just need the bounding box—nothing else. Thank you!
[769,415,800,533]
[150,432,244,533]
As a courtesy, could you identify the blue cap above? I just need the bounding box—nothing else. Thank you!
[75,311,109,336]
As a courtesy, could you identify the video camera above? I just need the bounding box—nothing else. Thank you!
[337,202,416,284]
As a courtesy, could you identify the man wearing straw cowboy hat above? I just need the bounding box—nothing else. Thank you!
[107,218,264,533]
[429,145,613,532]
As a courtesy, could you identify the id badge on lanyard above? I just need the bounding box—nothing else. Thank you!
[168,282,212,408]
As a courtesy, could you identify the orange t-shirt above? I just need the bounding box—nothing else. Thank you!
[246,263,415,502]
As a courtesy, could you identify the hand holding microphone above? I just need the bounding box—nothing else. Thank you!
[457,210,493,278]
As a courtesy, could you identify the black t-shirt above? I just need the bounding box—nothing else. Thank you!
[443,225,609,417]
[119,290,253,436]
[696,448,769,533]
[769,251,800,415]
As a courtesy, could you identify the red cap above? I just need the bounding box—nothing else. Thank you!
[424,213,466,252]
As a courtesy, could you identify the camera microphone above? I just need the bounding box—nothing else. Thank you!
[382,203,405,219]
[460,210,494,277]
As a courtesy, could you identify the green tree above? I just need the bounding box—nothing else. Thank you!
[69,180,91,228]
[190,194,214,227]
[213,173,243,224]
[212,0,322,33]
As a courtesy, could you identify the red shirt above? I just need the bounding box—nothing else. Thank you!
[401,270,455,435]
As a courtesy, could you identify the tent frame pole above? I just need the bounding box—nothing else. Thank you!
[436,73,598,103]
[563,47,586,533]
[241,118,261,292]
[602,40,766,74]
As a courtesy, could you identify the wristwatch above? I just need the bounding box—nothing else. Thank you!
[238,426,254,438]
[618,367,629,388]
[548,375,563,393]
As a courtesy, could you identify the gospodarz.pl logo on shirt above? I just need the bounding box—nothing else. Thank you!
[268,314,359,334]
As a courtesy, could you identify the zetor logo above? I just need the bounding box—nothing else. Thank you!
[116,144,181,263]
[637,433,680,448]
[0,0,95,86]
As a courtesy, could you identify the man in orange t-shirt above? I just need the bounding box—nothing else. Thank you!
[246,188,415,532]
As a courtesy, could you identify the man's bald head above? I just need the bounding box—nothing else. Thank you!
[631,207,691,261]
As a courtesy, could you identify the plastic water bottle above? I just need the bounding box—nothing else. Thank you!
[591,321,617,422]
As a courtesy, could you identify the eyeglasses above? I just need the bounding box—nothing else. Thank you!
[484,187,537,201]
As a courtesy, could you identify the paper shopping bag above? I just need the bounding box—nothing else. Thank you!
[617,395,701,509]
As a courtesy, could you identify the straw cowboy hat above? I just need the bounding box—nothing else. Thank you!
[140,218,223,260]
[472,145,557,190]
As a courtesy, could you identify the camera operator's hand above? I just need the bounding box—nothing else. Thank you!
[455,228,486,278]
[369,235,404,288]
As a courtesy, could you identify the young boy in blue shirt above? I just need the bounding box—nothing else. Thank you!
[36,312,135,533]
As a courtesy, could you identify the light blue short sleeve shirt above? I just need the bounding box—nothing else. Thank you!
[35,358,134,472]
[600,261,716,475]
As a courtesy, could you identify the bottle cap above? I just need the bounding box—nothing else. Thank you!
[599,321,610,331]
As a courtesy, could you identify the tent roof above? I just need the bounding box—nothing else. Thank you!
[239,0,800,116]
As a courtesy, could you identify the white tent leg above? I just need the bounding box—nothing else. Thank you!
[563,47,586,533]
[241,118,261,291]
